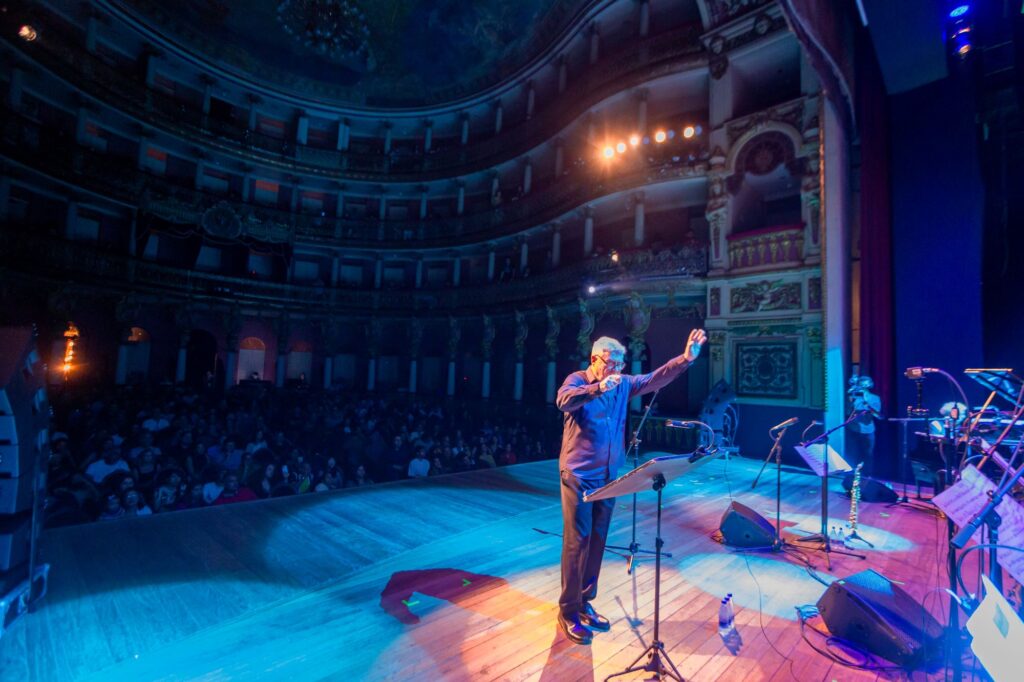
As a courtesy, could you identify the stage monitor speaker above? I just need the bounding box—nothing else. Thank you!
[816,568,943,667]
[841,472,898,503]
[719,501,775,548]
[0,327,49,479]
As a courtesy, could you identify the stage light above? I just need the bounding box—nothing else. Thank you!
[18,24,37,41]
[610,250,619,263]
[602,146,615,159]
[683,125,696,139]
[695,125,703,136]
[667,130,676,140]
[587,285,597,294]
[949,4,970,18]
[615,142,627,154]
[654,130,666,143]
[629,134,640,147]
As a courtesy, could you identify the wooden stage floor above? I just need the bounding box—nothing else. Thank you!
[0,455,955,681]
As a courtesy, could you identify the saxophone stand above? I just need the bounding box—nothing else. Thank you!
[605,388,669,574]
[793,413,867,570]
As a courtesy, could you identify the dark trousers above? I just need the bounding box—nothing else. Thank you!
[848,431,875,475]
[559,469,615,619]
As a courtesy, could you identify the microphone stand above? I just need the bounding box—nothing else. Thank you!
[605,388,669,574]
[794,412,867,570]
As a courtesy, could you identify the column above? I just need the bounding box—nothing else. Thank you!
[194,159,205,190]
[633,191,645,246]
[296,113,309,146]
[408,358,418,393]
[586,111,597,144]
[322,354,334,390]
[114,329,131,386]
[487,248,496,281]
[639,0,650,38]
[64,200,78,239]
[637,89,648,132]
[514,362,524,401]
[367,356,377,391]
[557,55,568,93]
[460,113,470,145]
[382,121,392,154]
[7,67,23,109]
[142,50,158,89]
[452,254,461,286]
[374,259,383,289]
[247,95,259,132]
[519,239,529,272]
[526,80,536,119]
[74,106,88,145]
[201,78,213,117]
[135,135,149,170]
[551,225,561,267]
[419,187,428,219]
[331,255,340,286]
[85,15,98,53]
[447,359,457,396]
[225,336,239,390]
[589,22,600,64]
[456,181,465,216]
[337,118,351,151]
[490,172,500,204]
[415,258,424,288]
[546,360,557,404]
[482,359,492,399]
[271,350,285,387]
[583,206,594,255]
[290,184,301,212]
[554,139,565,177]
[175,331,188,384]
[423,119,433,152]
[379,194,387,221]
[241,172,253,201]
[494,100,503,134]
[522,158,533,194]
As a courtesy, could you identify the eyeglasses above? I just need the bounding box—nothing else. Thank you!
[597,356,626,371]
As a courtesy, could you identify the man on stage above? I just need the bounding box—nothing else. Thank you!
[554,328,707,644]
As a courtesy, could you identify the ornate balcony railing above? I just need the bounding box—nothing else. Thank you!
[726,224,805,272]
[0,226,707,314]
[2,5,705,182]
[1,107,709,249]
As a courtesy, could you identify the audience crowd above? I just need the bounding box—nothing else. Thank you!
[45,385,557,526]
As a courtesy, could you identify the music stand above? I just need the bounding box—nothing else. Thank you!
[793,416,867,569]
[585,451,721,682]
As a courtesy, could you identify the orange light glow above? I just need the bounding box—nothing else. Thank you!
[629,134,640,147]
[654,130,667,143]
[602,146,615,159]
[18,25,37,41]
[683,126,696,139]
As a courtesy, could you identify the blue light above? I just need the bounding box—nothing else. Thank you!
[949,4,970,19]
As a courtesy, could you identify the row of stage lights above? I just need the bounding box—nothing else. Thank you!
[600,125,704,160]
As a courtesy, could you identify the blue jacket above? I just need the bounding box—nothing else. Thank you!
[556,355,693,480]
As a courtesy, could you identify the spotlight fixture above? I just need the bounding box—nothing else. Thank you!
[602,146,615,159]
[947,2,973,59]
[654,130,667,143]
[615,142,627,154]
[587,285,597,294]
[18,24,37,41]
[610,250,619,263]
[629,134,640,147]
[948,4,970,18]
[682,125,696,139]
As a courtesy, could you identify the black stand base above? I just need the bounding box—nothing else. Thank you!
[605,641,684,682]
[792,535,867,570]
[605,542,672,575]
[843,530,874,548]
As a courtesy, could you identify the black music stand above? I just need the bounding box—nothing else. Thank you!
[793,416,867,569]
[585,451,721,682]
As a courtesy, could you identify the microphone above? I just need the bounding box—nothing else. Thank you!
[905,367,939,380]
[770,417,799,431]
[810,420,823,426]
[665,419,697,429]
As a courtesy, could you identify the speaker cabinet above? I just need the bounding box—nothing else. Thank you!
[719,501,776,548]
[0,327,49,479]
[816,569,943,667]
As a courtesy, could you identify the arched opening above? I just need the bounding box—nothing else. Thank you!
[237,336,267,382]
[287,339,313,385]
[124,326,151,384]
[185,329,218,388]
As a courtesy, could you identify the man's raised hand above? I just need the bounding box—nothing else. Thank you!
[684,328,708,362]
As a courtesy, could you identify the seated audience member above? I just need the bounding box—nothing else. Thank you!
[209,439,243,472]
[408,448,430,478]
[214,474,259,505]
[128,431,162,462]
[346,464,374,487]
[85,440,130,485]
[98,492,125,521]
[122,489,152,517]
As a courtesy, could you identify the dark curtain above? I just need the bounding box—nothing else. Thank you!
[856,31,895,412]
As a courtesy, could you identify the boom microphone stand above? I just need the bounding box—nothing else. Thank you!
[605,388,669,574]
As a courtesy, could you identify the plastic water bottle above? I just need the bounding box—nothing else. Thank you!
[838,527,846,546]
[718,598,731,636]
[725,594,735,626]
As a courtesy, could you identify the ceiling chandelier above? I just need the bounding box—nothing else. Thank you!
[276,0,370,64]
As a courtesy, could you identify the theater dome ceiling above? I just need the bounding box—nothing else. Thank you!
[110,0,582,108]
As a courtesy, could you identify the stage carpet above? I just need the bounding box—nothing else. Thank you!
[0,455,955,681]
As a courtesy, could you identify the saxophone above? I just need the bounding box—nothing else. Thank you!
[848,462,864,533]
